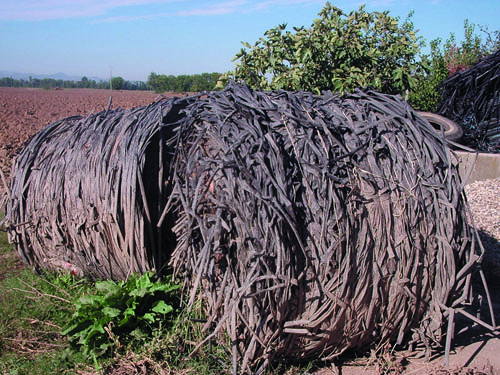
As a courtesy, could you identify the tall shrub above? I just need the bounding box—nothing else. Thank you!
[408,39,449,112]
[409,20,500,112]
[218,2,424,95]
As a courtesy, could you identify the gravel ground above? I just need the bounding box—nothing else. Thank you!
[464,177,500,282]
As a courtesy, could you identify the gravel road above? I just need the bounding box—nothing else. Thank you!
[464,177,500,281]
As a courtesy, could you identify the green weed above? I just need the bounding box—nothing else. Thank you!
[62,271,180,360]
[0,219,244,374]
[0,223,206,375]
[0,222,94,374]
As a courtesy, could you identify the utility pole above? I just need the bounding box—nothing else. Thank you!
[109,65,113,90]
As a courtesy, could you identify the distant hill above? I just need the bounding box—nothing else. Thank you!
[0,70,105,82]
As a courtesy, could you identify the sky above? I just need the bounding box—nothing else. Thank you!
[1,0,499,82]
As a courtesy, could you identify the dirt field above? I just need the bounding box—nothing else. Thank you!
[0,87,498,374]
[0,87,178,178]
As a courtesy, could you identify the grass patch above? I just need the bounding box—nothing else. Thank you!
[0,350,91,375]
[0,231,10,255]
[0,248,19,280]
[134,298,232,375]
[0,218,21,283]
[0,212,10,255]
[98,305,232,375]
[0,222,97,374]
[0,212,17,281]
[0,267,93,374]
[0,220,230,374]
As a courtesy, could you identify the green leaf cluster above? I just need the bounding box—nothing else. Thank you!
[110,76,125,90]
[408,39,449,112]
[218,2,424,95]
[441,20,499,74]
[408,20,500,112]
[147,72,222,93]
[62,272,180,359]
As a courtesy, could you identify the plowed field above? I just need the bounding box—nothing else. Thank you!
[0,87,177,179]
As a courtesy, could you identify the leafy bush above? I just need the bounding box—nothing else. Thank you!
[409,20,500,112]
[62,272,180,359]
[218,2,424,95]
[147,72,222,93]
[441,20,498,75]
[408,39,449,112]
[110,76,125,90]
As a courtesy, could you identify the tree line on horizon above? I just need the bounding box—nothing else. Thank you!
[0,72,223,93]
[146,72,222,93]
[0,75,149,91]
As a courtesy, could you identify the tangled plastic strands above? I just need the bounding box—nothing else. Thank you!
[167,83,488,374]
[5,96,195,279]
[437,49,500,152]
[3,82,493,374]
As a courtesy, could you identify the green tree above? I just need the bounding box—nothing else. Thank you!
[218,2,423,95]
[80,76,89,88]
[110,76,125,90]
[408,39,449,112]
[443,20,483,75]
[147,72,222,93]
[440,20,500,75]
[147,72,158,90]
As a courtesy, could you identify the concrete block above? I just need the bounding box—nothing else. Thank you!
[455,151,500,184]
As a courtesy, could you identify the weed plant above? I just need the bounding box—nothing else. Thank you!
[135,296,233,374]
[62,271,180,360]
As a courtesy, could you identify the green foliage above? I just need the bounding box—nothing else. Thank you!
[443,20,487,74]
[439,19,500,75]
[0,231,219,374]
[62,272,180,359]
[0,76,149,90]
[218,2,424,95]
[110,76,125,90]
[131,297,232,374]
[0,264,93,374]
[409,19,500,111]
[147,72,222,93]
[408,39,449,112]
[0,269,88,338]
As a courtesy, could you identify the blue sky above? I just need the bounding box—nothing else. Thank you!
[1,0,499,82]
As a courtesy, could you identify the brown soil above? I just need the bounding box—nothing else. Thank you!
[0,87,180,180]
[0,88,498,375]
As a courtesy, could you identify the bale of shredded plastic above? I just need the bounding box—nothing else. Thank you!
[437,49,500,151]
[5,98,193,279]
[167,83,482,373]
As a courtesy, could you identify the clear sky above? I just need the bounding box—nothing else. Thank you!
[1,0,499,82]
